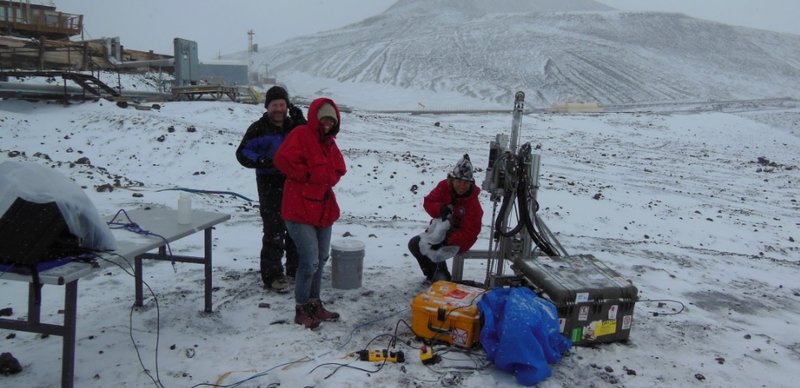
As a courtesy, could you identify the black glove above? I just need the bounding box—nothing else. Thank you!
[429,242,444,250]
[289,104,306,125]
[439,204,453,220]
[257,155,273,169]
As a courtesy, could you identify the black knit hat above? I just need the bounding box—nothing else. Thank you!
[264,86,289,108]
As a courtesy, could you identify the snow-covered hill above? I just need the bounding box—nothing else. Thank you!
[237,0,800,107]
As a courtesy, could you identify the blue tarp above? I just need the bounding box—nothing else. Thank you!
[477,287,572,386]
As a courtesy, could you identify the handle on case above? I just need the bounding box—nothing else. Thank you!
[428,307,450,333]
[427,321,450,334]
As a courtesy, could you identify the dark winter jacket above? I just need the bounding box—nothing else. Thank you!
[274,98,346,228]
[236,114,301,175]
[423,179,483,253]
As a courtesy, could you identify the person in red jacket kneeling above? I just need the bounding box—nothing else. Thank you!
[409,154,484,282]
[274,97,346,329]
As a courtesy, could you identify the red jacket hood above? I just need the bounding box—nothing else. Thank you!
[307,97,341,139]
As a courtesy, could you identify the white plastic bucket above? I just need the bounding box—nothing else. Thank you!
[330,239,365,290]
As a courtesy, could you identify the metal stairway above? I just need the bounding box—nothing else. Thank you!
[62,72,121,98]
[0,70,122,100]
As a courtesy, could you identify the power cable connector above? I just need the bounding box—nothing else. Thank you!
[356,349,405,363]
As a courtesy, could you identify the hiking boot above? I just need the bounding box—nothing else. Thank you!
[423,271,435,285]
[265,275,290,293]
[309,298,340,322]
[295,303,321,329]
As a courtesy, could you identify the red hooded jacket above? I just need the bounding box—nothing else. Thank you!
[423,179,483,253]
[274,98,346,227]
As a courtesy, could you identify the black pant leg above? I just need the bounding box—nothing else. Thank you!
[408,235,435,279]
[257,174,287,284]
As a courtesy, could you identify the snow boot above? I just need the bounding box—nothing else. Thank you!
[295,303,321,329]
[265,275,290,293]
[309,298,340,321]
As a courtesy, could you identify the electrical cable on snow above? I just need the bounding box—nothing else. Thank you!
[100,207,484,385]
[314,297,493,379]
[196,309,413,386]
[335,307,409,351]
[108,256,312,388]
[310,318,420,379]
[92,251,166,388]
[189,358,310,388]
[638,298,686,316]
[157,187,254,202]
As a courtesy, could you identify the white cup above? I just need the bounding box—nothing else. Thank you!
[177,193,192,224]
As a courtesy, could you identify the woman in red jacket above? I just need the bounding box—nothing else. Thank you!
[274,97,346,329]
[408,154,483,282]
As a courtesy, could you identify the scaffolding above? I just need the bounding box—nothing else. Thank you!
[0,1,83,40]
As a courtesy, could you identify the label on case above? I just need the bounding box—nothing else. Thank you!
[579,305,589,321]
[608,304,618,320]
[595,320,617,337]
[575,292,589,303]
[446,289,469,299]
[622,315,633,330]
[451,328,468,347]
[571,328,582,342]
[583,320,616,340]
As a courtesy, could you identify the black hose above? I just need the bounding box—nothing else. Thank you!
[492,143,559,256]
[515,144,559,257]
[493,189,525,238]
[517,171,558,257]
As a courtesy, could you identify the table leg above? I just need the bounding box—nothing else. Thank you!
[62,280,78,388]
[204,227,213,313]
[27,282,41,324]
[134,255,143,307]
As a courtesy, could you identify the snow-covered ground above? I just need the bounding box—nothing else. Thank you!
[1,89,799,387]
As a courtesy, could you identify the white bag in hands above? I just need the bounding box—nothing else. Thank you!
[419,218,460,263]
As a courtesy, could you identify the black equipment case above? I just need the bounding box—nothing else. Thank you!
[516,254,637,345]
[0,197,74,267]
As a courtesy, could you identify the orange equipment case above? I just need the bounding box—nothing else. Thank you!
[410,281,485,348]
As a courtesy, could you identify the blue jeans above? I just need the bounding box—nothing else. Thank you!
[285,221,332,305]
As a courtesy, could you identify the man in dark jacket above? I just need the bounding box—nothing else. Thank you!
[236,86,306,292]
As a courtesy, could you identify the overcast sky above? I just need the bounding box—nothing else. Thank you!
[50,0,799,60]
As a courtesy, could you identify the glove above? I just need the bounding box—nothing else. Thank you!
[289,104,307,125]
[257,155,273,169]
[439,204,453,220]
[429,242,444,250]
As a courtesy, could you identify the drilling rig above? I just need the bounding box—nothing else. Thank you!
[452,91,566,285]
[452,91,638,345]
